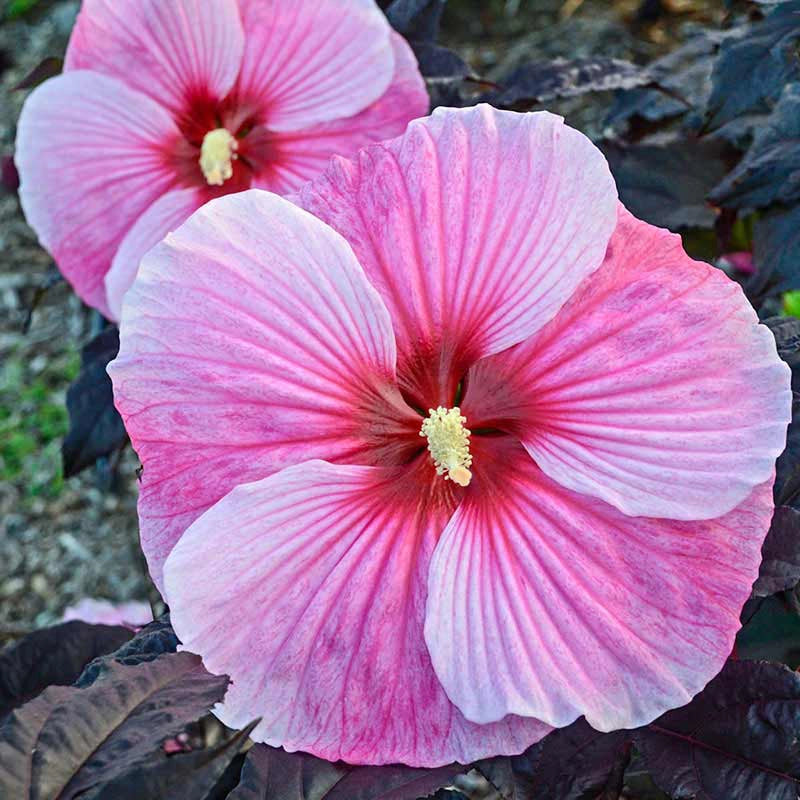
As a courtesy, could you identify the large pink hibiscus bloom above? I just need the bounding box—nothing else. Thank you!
[15,0,426,321]
[109,106,791,766]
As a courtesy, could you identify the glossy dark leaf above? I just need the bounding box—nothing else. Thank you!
[493,58,650,109]
[80,720,257,800]
[76,614,178,687]
[11,56,62,91]
[636,660,800,800]
[754,506,800,595]
[229,743,462,800]
[62,325,127,477]
[0,621,132,719]
[384,0,445,42]
[705,1,800,131]
[601,136,729,230]
[710,84,800,210]
[29,652,229,800]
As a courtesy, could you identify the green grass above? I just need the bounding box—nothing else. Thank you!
[0,348,79,499]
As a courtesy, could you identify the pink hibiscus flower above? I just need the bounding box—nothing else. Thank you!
[15,0,427,321]
[109,105,791,766]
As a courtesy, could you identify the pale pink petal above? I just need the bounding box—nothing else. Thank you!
[64,0,244,116]
[425,438,775,730]
[61,598,152,629]
[298,105,617,406]
[108,190,414,592]
[235,0,395,131]
[251,33,427,195]
[15,71,180,318]
[105,188,202,322]
[164,459,550,766]
[463,207,791,520]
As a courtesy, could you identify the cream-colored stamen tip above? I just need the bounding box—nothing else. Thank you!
[199,128,238,186]
[420,406,473,487]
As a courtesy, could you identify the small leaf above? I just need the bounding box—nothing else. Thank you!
[709,84,800,210]
[229,743,462,800]
[635,660,800,800]
[80,720,257,800]
[62,326,127,478]
[601,136,729,230]
[29,652,229,800]
[384,0,445,43]
[0,621,132,719]
[493,58,650,109]
[12,56,62,90]
[705,1,800,131]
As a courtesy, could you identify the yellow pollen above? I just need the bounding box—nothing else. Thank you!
[420,406,473,487]
[199,128,238,186]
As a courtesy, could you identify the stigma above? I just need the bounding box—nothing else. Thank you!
[420,407,473,487]
[199,128,238,186]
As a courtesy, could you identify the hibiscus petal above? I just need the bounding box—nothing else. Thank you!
[64,0,244,115]
[235,0,395,131]
[108,189,413,592]
[105,188,202,322]
[463,207,791,520]
[164,458,550,766]
[251,33,428,195]
[15,71,180,318]
[298,105,617,406]
[425,438,775,730]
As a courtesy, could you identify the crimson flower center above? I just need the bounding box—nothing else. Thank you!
[419,406,473,487]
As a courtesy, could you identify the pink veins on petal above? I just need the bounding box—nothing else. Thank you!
[109,106,792,766]
[14,0,428,320]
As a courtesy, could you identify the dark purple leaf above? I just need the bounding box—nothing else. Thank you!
[474,721,630,800]
[0,688,71,798]
[705,1,800,131]
[493,58,650,109]
[76,614,179,687]
[635,660,800,800]
[601,136,729,230]
[411,42,468,79]
[23,652,228,800]
[1,154,19,193]
[763,317,800,507]
[607,32,718,128]
[709,84,800,210]
[751,203,800,295]
[229,743,462,800]
[12,56,62,91]
[0,622,131,719]
[80,720,256,800]
[754,507,800,596]
[384,0,445,42]
[62,326,127,478]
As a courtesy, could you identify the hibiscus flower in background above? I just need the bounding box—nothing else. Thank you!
[14,0,427,320]
[109,105,791,766]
